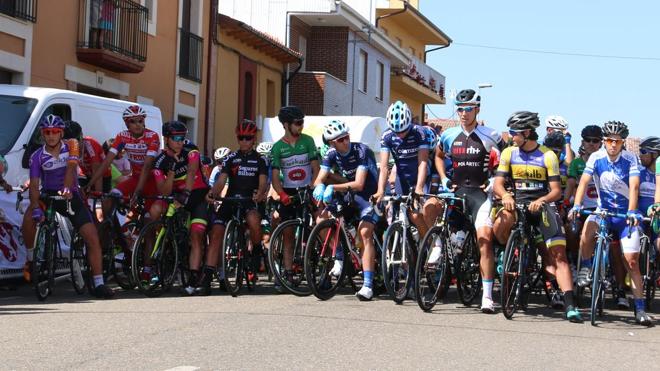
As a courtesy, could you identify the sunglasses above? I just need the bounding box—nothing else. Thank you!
[42,128,62,136]
[333,136,349,144]
[291,119,304,126]
[456,106,476,113]
[603,137,624,146]
[169,135,186,142]
[508,129,524,136]
[238,135,255,141]
[640,148,656,155]
[582,137,601,144]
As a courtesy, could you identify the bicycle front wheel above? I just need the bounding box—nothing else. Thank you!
[590,238,606,326]
[414,226,448,312]
[268,219,312,296]
[222,219,245,297]
[33,225,54,301]
[304,219,346,300]
[382,221,416,304]
[501,230,524,319]
[132,220,179,297]
[456,230,481,306]
[69,233,89,294]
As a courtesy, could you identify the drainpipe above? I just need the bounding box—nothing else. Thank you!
[375,1,408,28]
[203,0,219,155]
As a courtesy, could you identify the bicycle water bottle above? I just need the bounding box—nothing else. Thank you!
[450,230,466,253]
[496,250,504,276]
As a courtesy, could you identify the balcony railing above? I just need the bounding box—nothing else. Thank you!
[178,28,203,83]
[396,55,445,99]
[0,0,37,22]
[76,0,148,73]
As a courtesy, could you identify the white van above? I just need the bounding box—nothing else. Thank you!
[0,85,163,185]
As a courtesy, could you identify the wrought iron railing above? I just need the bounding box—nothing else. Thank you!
[77,0,148,62]
[0,0,37,22]
[178,28,203,82]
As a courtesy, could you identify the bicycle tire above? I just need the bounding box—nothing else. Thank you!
[268,219,312,296]
[222,219,245,297]
[131,219,179,297]
[382,221,416,304]
[113,220,138,290]
[304,219,346,300]
[590,238,605,326]
[456,230,481,306]
[414,226,447,312]
[32,225,53,301]
[640,237,655,311]
[501,230,524,319]
[69,234,89,294]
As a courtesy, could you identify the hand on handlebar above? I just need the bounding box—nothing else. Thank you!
[626,210,643,227]
[528,199,545,213]
[501,194,515,212]
[568,204,583,221]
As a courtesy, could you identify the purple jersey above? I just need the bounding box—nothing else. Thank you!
[29,140,80,191]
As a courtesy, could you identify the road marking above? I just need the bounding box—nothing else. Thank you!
[163,367,200,371]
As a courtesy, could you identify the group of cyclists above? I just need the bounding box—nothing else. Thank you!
[6,87,660,327]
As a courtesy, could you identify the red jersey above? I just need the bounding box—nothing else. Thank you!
[80,136,111,178]
[109,129,161,175]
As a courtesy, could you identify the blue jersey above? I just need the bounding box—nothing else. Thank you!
[639,165,656,212]
[322,143,378,198]
[584,148,640,214]
[380,125,429,194]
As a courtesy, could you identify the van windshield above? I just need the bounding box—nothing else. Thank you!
[0,95,38,155]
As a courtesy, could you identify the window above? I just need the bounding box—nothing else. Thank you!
[141,0,158,35]
[376,61,384,101]
[298,35,307,71]
[266,80,276,117]
[358,50,368,93]
[243,72,254,120]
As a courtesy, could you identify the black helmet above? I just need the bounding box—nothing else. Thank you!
[581,125,603,139]
[602,121,629,139]
[640,136,660,153]
[454,89,481,106]
[63,120,82,140]
[278,106,304,124]
[544,131,566,149]
[162,120,188,137]
[507,111,540,130]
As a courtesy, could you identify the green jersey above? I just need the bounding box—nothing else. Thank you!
[567,157,586,179]
[271,134,318,189]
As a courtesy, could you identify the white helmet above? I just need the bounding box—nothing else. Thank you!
[386,101,412,133]
[213,147,231,161]
[545,115,568,130]
[256,142,274,156]
[323,119,349,141]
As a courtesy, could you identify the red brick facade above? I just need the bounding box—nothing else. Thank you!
[289,73,325,115]
[307,26,348,82]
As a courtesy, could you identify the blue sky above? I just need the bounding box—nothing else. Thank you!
[421,0,660,139]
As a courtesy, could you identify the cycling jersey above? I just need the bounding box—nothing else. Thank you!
[109,129,160,175]
[496,144,560,203]
[439,125,503,188]
[567,157,598,209]
[380,124,429,194]
[209,165,222,187]
[321,143,378,198]
[584,148,640,214]
[81,136,111,178]
[29,139,80,192]
[221,150,267,197]
[0,154,7,177]
[271,134,317,189]
[639,166,656,212]
[559,160,568,192]
[152,146,207,192]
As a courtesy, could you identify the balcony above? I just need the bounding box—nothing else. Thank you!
[76,0,148,73]
[178,28,203,83]
[0,0,37,22]
[392,55,445,104]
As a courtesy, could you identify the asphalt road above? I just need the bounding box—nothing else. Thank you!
[1,278,660,371]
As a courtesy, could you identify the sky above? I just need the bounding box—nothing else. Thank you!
[420,0,660,139]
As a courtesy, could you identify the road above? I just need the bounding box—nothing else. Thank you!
[1,279,659,370]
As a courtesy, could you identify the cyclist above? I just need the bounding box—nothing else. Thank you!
[313,119,380,300]
[545,115,575,166]
[86,104,160,216]
[270,106,320,291]
[22,115,113,298]
[63,120,111,193]
[638,137,660,257]
[209,120,268,285]
[434,89,505,313]
[373,101,431,238]
[571,121,652,326]
[0,154,11,192]
[209,146,230,187]
[493,111,581,322]
[150,121,211,295]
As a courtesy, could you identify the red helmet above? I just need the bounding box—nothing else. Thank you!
[236,119,258,137]
[122,105,147,121]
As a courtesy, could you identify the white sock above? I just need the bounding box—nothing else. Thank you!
[93,275,104,288]
[26,248,34,261]
[482,279,494,300]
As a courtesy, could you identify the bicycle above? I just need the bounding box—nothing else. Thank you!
[414,192,481,311]
[640,214,659,311]
[267,187,315,296]
[303,192,383,300]
[131,195,191,297]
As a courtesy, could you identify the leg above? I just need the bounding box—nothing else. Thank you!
[356,220,376,301]
[492,209,515,244]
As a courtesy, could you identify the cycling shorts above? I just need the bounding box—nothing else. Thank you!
[213,198,259,226]
[326,194,379,226]
[113,174,158,210]
[454,187,491,229]
[278,188,313,222]
[586,212,641,254]
[491,202,566,249]
[41,191,93,230]
[154,188,209,228]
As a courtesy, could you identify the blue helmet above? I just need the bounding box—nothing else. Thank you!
[39,114,65,130]
[386,101,412,133]
[423,126,438,150]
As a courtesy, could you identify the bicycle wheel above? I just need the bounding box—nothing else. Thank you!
[414,226,448,311]
[268,219,312,296]
[382,221,416,304]
[222,219,245,297]
[456,230,481,306]
[304,219,346,300]
[69,234,89,294]
[590,238,606,326]
[32,225,54,301]
[501,230,524,319]
[640,237,655,311]
[132,220,179,297]
[112,220,138,290]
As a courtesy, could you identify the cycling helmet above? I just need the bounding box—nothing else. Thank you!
[581,125,603,139]
[236,119,258,136]
[256,142,274,157]
[423,126,438,149]
[122,104,147,120]
[602,120,629,139]
[640,136,660,153]
[454,89,481,106]
[39,114,66,130]
[278,106,304,124]
[323,119,349,141]
[386,100,412,133]
[544,131,566,149]
[545,115,568,130]
[162,120,188,137]
[213,147,231,161]
[63,120,82,139]
[507,111,540,130]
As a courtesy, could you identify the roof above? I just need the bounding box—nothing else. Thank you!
[218,13,302,64]
[376,4,452,46]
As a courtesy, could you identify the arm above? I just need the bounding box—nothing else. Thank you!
[156,169,176,196]
[564,177,577,203]
[375,151,390,198]
[310,159,320,184]
[185,152,200,192]
[256,174,268,202]
[211,173,228,198]
[332,168,367,193]
[313,168,330,187]
[134,156,155,195]
[540,180,562,204]
[271,168,284,195]
[655,174,660,203]
[628,175,640,211]
[88,150,117,188]
[435,149,448,181]
[29,177,40,209]
[415,148,429,194]
[573,173,593,207]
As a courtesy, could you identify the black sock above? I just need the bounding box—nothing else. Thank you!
[564,290,575,308]
[189,270,199,287]
[550,278,559,291]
